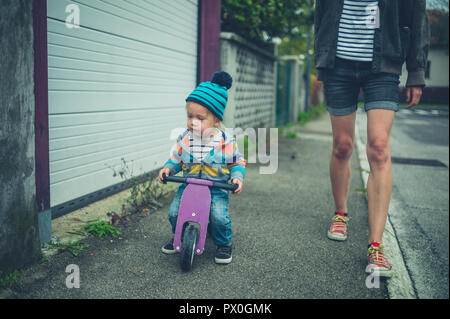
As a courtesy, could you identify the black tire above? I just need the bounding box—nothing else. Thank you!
[180,224,198,272]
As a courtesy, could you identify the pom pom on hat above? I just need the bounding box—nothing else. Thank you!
[185,71,232,120]
[211,71,232,90]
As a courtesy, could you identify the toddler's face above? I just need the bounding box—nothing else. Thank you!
[186,102,220,137]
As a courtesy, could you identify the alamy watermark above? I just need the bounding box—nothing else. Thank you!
[365,265,381,289]
[65,4,80,29]
[65,264,80,288]
[169,127,279,175]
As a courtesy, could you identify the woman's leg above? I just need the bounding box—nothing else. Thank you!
[365,109,395,244]
[329,112,357,214]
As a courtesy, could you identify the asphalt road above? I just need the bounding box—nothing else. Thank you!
[357,107,449,299]
[7,118,389,300]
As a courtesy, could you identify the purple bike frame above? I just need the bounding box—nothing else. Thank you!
[173,178,214,255]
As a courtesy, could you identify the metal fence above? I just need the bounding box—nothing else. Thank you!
[220,32,277,129]
[276,56,307,126]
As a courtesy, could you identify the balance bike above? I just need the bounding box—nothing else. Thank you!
[162,173,237,271]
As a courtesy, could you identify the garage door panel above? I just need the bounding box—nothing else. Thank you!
[75,0,197,46]
[158,0,198,23]
[49,113,185,151]
[49,56,196,85]
[48,0,195,53]
[50,126,171,162]
[48,0,197,207]
[49,91,185,114]
[50,143,171,186]
[49,107,185,128]
[50,148,170,203]
[47,39,196,76]
[48,46,196,80]
[49,79,193,93]
[48,40,196,75]
[50,134,171,177]
[49,119,185,152]
[49,113,185,144]
[130,0,197,35]
[49,68,192,90]
[47,19,196,67]
[103,0,197,41]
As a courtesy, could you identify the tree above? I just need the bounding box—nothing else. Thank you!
[221,0,313,45]
[427,9,449,47]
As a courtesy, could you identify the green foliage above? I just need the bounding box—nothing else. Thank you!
[48,241,88,257]
[243,135,259,160]
[308,103,327,120]
[222,0,313,44]
[243,135,249,160]
[109,158,167,213]
[0,270,20,288]
[85,221,121,238]
[298,111,310,125]
[297,103,326,125]
[428,10,449,46]
[285,131,299,139]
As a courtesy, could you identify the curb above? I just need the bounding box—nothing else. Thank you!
[354,114,417,299]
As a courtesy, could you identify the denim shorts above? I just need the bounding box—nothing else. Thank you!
[168,184,232,246]
[323,57,400,116]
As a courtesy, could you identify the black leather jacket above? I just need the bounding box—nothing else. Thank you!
[314,0,430,87]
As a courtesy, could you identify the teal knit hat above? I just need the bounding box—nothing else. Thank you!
[186,71,232,121]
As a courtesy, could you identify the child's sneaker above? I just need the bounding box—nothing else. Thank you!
[327,212,349,241]
[215,244,232,264]
[161,238,177,254]
[366,242,392,278]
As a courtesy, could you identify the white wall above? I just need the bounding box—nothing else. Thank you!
[400,47,449,87]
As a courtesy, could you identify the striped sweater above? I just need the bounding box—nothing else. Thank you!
[163,129,246,183]
[336,0,379,62]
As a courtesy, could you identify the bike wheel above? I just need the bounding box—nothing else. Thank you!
[180,224,198,272]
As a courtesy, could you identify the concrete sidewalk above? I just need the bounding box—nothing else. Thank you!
[3,113,390,299]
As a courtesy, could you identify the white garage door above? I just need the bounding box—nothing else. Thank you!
[47,0,198,207]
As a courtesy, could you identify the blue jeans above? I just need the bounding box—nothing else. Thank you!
[323,57,400,116]
[168,184,232,246]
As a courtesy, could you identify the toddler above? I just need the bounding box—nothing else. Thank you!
[158,71,245,264]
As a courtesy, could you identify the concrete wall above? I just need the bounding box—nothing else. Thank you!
[0,0,41,273]
[220,32,277,129]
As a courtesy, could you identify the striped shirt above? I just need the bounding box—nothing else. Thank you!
[164,128,246,183]
[336,0,379,62]
[189,130,222,162]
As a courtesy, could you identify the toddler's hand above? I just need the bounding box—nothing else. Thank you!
[158,168,171,184]
[231,179,243,195]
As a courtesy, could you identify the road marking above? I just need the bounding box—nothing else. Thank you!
[297,132,332,142]
[355,117,417,299]
[415,109,428,115]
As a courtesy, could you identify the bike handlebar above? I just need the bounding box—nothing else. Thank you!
[162,173,238,192]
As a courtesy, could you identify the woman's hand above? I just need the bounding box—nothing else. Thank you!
[158,168,171,183]
[405,86,423,109]
[231,178,243,195]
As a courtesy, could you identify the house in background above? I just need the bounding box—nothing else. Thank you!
[399,1,449,104]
